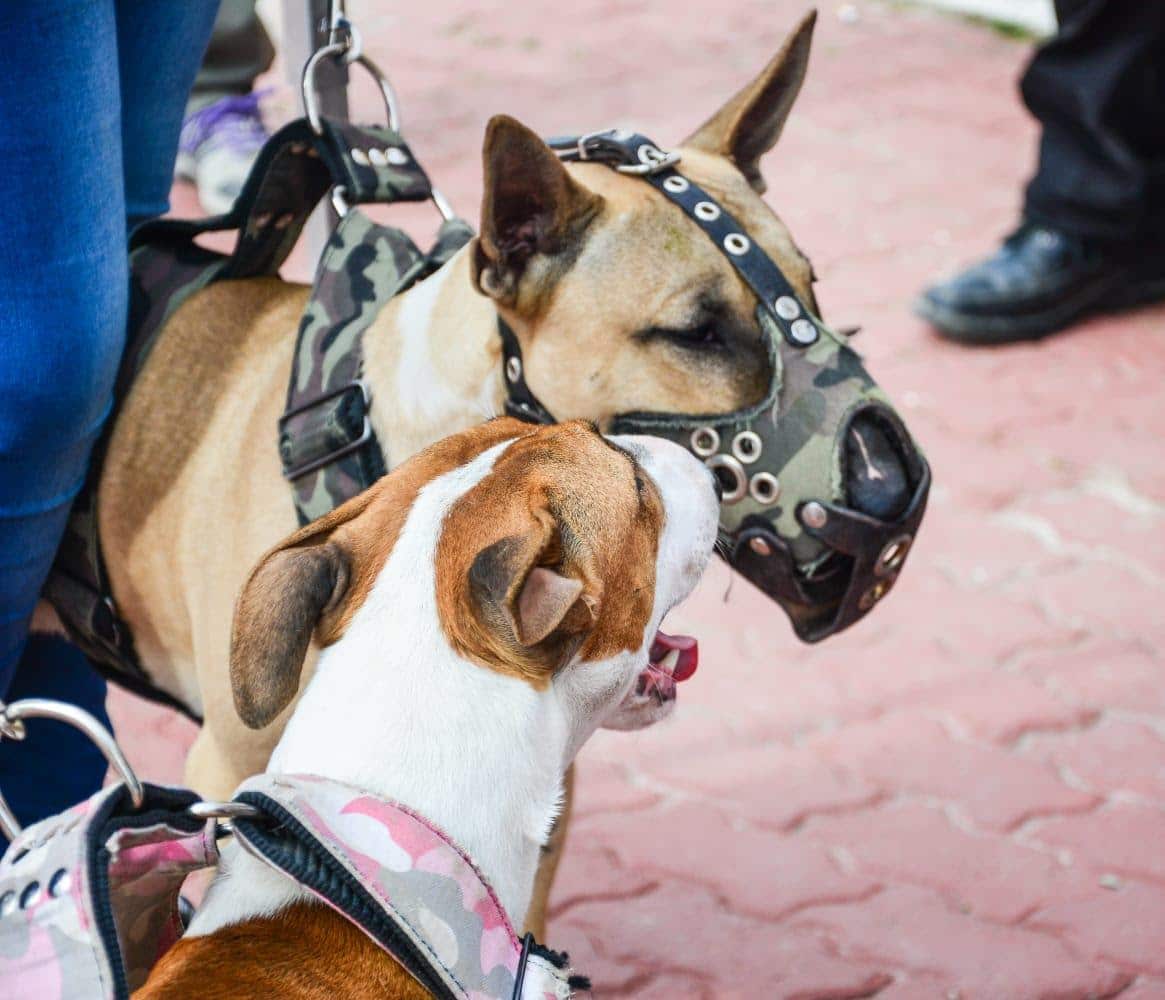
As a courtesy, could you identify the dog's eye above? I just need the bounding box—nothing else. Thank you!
[661,322,724,350]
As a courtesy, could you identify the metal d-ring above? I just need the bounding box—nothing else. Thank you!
[302,43,401,135]
[0,699,144,841]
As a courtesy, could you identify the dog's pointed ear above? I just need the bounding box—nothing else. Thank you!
[472,114,603,305]
[469,512,595,653]
[681,9,816,193]
[229,495,373,729]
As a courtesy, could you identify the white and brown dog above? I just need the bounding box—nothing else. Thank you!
[136,418,718,998]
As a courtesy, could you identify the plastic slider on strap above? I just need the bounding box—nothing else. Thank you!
[279,379,372,481]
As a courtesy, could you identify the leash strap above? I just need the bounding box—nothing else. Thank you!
[45,115,454,706]
[0,783,215,999]
[281,211,473,525]
[232,775,581,999]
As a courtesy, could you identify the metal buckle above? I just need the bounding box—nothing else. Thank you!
[280,379,373,481]
[302,44,401,136]
[0,699,144,841]
[616,146,682,175]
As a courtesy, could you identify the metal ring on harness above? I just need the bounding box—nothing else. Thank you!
[0,699,144,841]
[302,43,401,135]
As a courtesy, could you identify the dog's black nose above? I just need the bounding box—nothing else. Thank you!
[845,411,912,521]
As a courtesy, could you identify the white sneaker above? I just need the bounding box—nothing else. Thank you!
[175,92,269,216]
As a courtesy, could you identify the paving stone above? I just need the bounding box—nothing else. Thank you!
[792,885,1132,997]
[576,802,881,921]
[557,881,894,1000]
[1021,719,1165,802]
[810,716,1100,830]
[805,800,1101,922]
[1028,805,1165,884]
[1027,881,1165,978]
[641,742,882,831]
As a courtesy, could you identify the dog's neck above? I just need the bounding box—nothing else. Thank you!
[189,444,569,939]
[362,247,511,467]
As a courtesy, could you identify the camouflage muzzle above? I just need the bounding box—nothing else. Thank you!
[610,307,930,642]
[503,129,932,642]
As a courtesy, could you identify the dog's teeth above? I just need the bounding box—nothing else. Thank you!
[659,649,680,673]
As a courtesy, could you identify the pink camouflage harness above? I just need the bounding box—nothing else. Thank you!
[0,705,584,1000]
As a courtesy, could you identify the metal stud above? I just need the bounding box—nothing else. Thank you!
[774,296,801,321]
[801,501,828,529]
[0,892,15,918]
[723,233,750,256]
[367,148,388,167]
[875,535,912,578]
[273,213,295,231]
[663,175,689,194]
[689,426,721,458]
[859,579,890,612]
[749,472,781,505]
[350,148,370,166]
[505,356,522,383]
[731,430,762,464]
[704,454,747,504]
[47,869,70,898]
[748,536,773,557]
[693,201,720,222]
[252,212,272,230]
[790,318,818,345]
[384,147,408,165]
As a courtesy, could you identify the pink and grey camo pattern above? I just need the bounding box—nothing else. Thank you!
[235,773,577,1000]
[0,784,216,1000]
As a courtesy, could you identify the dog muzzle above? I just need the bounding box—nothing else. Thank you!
[499,129,931,642]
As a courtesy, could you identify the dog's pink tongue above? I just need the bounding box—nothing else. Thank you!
[650,631,699,682]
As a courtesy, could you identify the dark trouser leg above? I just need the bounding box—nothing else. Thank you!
[187,0,274,113]
[1022,0,1165,243]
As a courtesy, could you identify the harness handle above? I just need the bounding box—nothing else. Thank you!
[0,698,143,841]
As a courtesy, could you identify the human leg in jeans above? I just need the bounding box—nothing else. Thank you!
[916,0,1165,343]
[0,0,218,835]
[177,0,274,215]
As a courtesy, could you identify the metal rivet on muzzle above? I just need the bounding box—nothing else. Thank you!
[749,472,780,505]
[875,535,912,578]
[694,201,721,221]
[689,426,720,458]
[731,430,762,464]
[859,579,891,611]
[663,175,690,193]
[705,453,747,504]
[774,296,800,321]
[801,501,828,529]
[749,536,773,557]
[790,318,818,345]
[505,356,522,383]
[723,233,750,256]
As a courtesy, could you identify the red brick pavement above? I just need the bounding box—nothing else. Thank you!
[112,2,1165,995]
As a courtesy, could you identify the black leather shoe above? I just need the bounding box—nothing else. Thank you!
[915,223,1165,343]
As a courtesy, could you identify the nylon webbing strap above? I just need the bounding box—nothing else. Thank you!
[281,212,474,525]
[45,116,447,705]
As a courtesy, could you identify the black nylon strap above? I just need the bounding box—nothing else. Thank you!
[547,130,820,347]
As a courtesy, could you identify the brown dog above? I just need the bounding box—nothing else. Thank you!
[93,12,835,934]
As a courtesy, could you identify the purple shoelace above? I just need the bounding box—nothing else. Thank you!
[179,90,270,156]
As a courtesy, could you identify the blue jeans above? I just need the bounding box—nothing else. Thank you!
[0,1,219,831]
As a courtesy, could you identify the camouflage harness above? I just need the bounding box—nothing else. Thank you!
[45,116,473,715]
[501,129,931,641]
[0,703,582,999]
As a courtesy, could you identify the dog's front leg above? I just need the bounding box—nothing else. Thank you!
[524,762,574,940]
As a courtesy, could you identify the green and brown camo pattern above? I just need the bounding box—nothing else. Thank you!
[613,308,899,567]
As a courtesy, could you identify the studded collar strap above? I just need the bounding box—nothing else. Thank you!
[547,130,821,348]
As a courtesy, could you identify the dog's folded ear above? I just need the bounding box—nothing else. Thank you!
[229,496,371,729]
[472,114,603,305]
[681,9,816,193]
[459,508,598,676]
